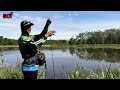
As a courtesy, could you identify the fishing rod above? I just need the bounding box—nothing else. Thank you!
[44,60,47,79]
[50,37,56,79]
[2,39,4,65]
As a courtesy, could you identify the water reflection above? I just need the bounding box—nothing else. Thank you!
[69,48,120,63]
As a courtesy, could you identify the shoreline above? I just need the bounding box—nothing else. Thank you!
[0,44,120,49]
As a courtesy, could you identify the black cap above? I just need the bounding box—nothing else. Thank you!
[21,20,34,27]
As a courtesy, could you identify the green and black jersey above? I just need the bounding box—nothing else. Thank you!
[18,27,48,60]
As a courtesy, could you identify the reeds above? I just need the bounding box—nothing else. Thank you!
[1,59,120,79]
[0,60,46,79]
[66,65,120,79]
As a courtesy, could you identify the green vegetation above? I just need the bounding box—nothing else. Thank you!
[0,36,18,45]
[1,28,120,45]
[1,44,120,50]
[0,60,120,79]
[0,60,46,79]
[69,29,120,45]
[1,28,120,48]
[0,60,23,79]
[64,65,120,79]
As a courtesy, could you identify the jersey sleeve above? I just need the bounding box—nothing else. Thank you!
[31,36,47,46]
[33,27,48,41]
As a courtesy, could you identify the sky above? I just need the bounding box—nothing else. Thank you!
[1,11,120,40]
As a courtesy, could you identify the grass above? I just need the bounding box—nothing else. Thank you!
[0,60,46,79]
[65,65,120,79]
[1,44,120,49]
[77,44,120,49]
[1,59,120,79]
[0,61,23,79]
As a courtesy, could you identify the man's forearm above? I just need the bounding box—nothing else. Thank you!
[44,24,49,29]
[40,18,51,36]
[30,36,47,46]
[34,18,51,41]
[34,26,48,41]
[40,26,48,36]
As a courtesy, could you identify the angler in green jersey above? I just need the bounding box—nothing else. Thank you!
[18,18,56,79]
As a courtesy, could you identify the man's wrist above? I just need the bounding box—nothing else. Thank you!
[44,24,49,29]
[43,35,48,39]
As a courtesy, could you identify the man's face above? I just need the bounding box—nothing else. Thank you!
[26,26,31,34]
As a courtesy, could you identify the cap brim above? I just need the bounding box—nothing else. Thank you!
[30,23,34,26]
[25,23,34,27]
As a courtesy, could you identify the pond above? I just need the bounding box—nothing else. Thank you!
[0,48,120,79]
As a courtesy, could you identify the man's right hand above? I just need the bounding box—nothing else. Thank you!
[44,30,56,38]
[45,18,52,27]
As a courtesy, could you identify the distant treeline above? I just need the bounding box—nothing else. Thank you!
[69,29,120,45]
[1,29,120,45]
[0,36,69,45]
[45,40,69,45]
[0,36,18,45]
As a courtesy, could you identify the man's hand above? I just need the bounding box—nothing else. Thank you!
[45,18,52,27]
[44,30,56,38]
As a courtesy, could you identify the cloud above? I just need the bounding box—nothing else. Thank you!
[0,23,20,30]
[74,14,79,16]
[34,17,46,24]
[52,15,64,20]
[0,16,3,20]
[68,13,79,17]
[0,27,13,30]
[0,14,47,30]
[68,14,72,16]
[20,16,32,20]
[14,13,20,17]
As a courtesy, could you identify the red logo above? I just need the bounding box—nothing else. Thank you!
[3,12,13,19]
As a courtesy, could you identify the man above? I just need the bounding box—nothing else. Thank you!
[18,18,56,79]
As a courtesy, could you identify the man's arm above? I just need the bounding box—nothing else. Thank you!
[34,18,52,41]
[30,30,56,46]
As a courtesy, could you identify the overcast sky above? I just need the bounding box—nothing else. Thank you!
[1,11,120,40]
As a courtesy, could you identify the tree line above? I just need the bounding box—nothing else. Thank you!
[69,29,120,45]
[0,36,69,45]
[0,36,18,45]
[1,28,120,45]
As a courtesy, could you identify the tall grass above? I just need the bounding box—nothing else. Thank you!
[66,65,120,79]
[0,61,23,79]
[0,60,46,79]
[1,59,120,79]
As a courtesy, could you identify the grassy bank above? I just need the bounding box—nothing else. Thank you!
[0,61,46,79]
[65,65,120,79]
[1,44,120,50]
[77,44,120,49]
[0,61,120,79]
[41,44,120,49]
[0,45,19,50]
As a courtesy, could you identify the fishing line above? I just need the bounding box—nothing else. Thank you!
[50,37,55,79]
[44,60,47,79]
